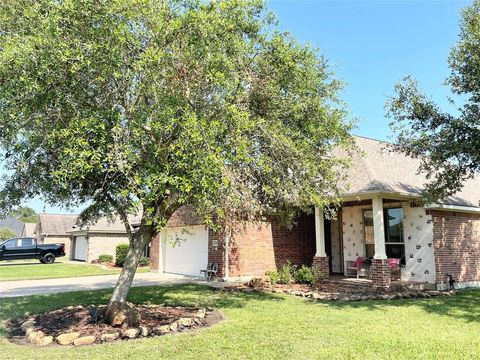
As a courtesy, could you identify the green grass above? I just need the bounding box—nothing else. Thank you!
[0,285,479,359]
[0,262,149,281]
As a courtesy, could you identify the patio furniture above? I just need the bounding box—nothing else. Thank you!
[199,262,213,280]
[206,263,219,281]
[345,257,371,279]
[389,258,401,281]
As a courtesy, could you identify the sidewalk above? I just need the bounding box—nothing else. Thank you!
[0,272,207,298]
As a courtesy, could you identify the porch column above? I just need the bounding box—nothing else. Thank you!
[371,196,390,288]
[313,206,329,279]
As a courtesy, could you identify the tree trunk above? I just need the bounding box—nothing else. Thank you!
[104,225,153,325]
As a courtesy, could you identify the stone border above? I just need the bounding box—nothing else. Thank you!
[259,287,457,302]
[12,306,213,347]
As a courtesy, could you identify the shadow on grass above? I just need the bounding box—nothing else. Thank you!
[0,283,284,333]
[305,288,480,323]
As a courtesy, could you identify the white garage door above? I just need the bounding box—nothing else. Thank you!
[74,236,88,261]
[164,226,208,276]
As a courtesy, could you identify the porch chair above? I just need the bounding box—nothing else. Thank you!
[389,258,401,281]
[345,257,370,279]
[206,263,219,281]
[199,263,213,280]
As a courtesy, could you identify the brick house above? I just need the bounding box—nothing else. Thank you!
[150,136,480,290]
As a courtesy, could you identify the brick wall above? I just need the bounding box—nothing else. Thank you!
[429,210,480,284]
[371,259,391,288]
[208,212,316,278]
[150,233,160,271]
[87,233,130,263]
[42,235,72,259]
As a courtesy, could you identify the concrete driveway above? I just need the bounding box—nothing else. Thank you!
[0,272,219,298]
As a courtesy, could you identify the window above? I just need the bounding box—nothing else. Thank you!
[3,239,18,247]
[363,208,405,263]
[20,238,34,246]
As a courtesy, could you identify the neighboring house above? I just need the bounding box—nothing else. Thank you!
[0,215,26,237]
[21,222,36,237]
[35,214,79,257]
[150,136,480,291]
[67,217,133,263]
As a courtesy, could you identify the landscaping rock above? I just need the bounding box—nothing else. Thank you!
[139,326,152,337]
[170,322,178,332]
[73,336,96,346]
[177,318,194,327]
[154,325,171,335]
[105,302,140,327]
[402,293,411,299]
[123,328,140,339]
[311,293,321,300]
[27,331,45,345]
[195,308,206,319]
[56,332,80,345]
[21,320,35,334]
[100,332,120,342]
[380,295,389,300]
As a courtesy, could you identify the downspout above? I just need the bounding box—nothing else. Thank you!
[222,227,231,282]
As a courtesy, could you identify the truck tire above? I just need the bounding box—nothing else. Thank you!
[39,258,45,264]
[42,253,56,264]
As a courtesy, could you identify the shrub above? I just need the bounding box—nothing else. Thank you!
[115,243,129,267]
[312,267,326,289]
[266,270,280,285]
[295,265,314,284]
[278,261,294,284]
[98,254,113,264]
[138,256,150,267]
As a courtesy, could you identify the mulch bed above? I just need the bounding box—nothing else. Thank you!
[220,278,456,301]
[7,305,222,347]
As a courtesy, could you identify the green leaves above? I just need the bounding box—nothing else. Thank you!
[386,2,480,203]
[0,0,352,229]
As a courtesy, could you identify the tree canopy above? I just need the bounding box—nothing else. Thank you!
[0,227,16,241]
[11,206,37,223]
[0,0,353,317]
[386,1,480,203]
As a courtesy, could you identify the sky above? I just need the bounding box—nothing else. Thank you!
[16,0,473,214]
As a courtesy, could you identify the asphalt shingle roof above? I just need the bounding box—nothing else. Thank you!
[341,136,480,208]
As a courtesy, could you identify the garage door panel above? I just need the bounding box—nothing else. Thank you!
[74,236,87,261]
[164,226,208,276]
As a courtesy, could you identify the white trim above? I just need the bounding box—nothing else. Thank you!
[425,203,480,214]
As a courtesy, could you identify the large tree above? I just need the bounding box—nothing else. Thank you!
[386,1,480,203]
[0,0,352,322]
[11,206,37,223]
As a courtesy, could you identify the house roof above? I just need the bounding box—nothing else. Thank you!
[68,215,141,234]
[340,136,480,209]
[22,222,36,237]
[37,214,78,236]
[0,215,25,236]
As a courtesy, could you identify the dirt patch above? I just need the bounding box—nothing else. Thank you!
[7,305,222,347]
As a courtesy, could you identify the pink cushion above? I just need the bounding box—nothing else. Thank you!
[354,257,366,267]
[389,258,400,269]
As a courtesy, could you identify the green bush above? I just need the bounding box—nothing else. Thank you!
[98,254,113,264]
[138,256,150,267]
[295,265,314,284]
[266,270,280,285]
[266,261,296,285]
[278,261,294,284]
[115,243,129,267]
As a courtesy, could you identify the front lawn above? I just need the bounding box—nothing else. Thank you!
[0,285,479,359]
[0,262,149,281]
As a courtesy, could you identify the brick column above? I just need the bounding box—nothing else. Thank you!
[313,256,330,279]
[150,233,160,272]
[372,259,390,288]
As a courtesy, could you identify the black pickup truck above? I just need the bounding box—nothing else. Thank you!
[0,237,66,264]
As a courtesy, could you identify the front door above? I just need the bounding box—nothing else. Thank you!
[324,217,344,274]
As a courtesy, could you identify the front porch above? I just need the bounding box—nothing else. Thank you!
[312,196,436,288]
